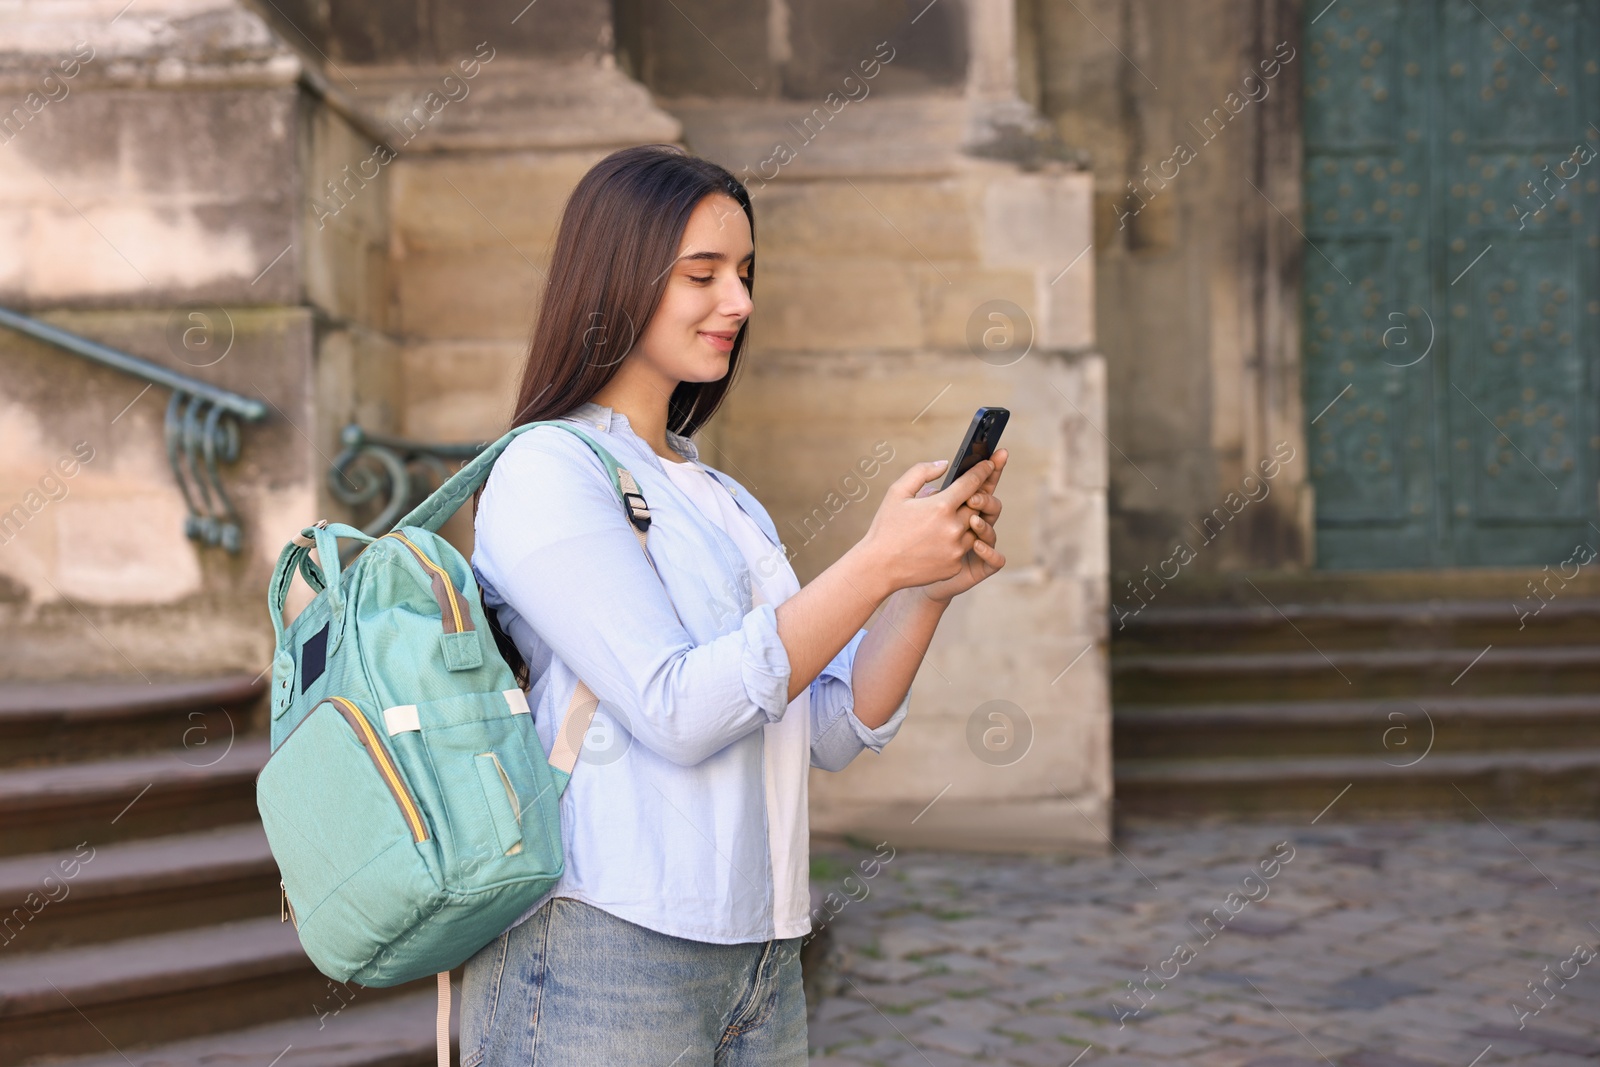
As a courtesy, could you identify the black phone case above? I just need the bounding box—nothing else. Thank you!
[941,407,1009,491]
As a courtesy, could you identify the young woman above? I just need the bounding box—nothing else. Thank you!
[463,144,1008,1065]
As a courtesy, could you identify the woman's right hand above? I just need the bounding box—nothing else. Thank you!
[855,459,995,594]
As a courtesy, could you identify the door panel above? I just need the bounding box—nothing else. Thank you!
[1304,0,1435,567]
[1303,0,1600,568]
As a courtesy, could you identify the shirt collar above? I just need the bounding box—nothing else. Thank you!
[561,400,701,464]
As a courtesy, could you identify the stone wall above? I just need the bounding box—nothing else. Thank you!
[0,2,304,675]
[1021,0,1311,603]
[0,0,395,679]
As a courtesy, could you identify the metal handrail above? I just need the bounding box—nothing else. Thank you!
[329,423,491,551]
[0,305,267,552]
[0,307,266,420]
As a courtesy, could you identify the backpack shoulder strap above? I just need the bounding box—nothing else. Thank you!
[392,418,666,792]
[392,419,650,536]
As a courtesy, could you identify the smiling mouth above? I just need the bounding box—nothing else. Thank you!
[699,331,736,352]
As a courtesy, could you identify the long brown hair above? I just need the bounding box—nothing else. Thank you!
[474,143,757,684]
[508,142,754,436]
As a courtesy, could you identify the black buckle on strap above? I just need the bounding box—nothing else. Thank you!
[622,491,652,531]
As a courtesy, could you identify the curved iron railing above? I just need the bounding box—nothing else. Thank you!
[0,305,267,553]
[329,423,489,540]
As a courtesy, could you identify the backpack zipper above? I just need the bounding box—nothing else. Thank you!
[322,695,429,843]
[267,695,430,845]
[383,532,469,633]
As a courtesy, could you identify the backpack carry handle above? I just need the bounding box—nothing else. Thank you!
[268,520,375,648]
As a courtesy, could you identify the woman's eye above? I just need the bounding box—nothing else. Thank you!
[688,275,713,284]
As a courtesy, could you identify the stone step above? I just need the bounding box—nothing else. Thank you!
[20,987,452,1067]
[1111,645,1600,703]
[0,915,427,1063]
[1114,748,1600,819]
[0,675,267,769]
[0,825,278,953]
[1114,693,1600,760]
[1110,566,1600,608]
[1113,597,1600,655]
[0,740,269,857]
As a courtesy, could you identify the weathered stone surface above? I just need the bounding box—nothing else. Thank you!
[338,58,681,153]
[398,340,524,441]
[394,246,544,342]
[0,86,301,307]
[756,178,979,264]
[752,261,922,353]
[0,0,294,89]
[0,306,316,677]
[391,151,606,253]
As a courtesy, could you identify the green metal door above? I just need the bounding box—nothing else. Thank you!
[1303,0,1600,568]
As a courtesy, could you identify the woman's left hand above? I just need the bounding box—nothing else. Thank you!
[914,447,1008,604]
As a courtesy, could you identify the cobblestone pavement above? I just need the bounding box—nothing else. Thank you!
[805,818,1600,1066]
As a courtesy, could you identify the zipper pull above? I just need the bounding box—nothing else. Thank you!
[280,879,298,928]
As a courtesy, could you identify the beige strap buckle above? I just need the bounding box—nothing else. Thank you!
[290,518,330,547]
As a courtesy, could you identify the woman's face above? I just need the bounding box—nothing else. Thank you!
[633,192,754,388]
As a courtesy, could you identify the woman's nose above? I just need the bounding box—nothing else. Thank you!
[721,276,754,318]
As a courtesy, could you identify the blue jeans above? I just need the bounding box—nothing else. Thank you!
[460,896,809,1066]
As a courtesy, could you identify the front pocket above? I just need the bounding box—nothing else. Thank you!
[256,695,438,980]
[381,689,564,890]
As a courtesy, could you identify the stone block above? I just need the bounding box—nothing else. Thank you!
[754,178,977,264]
[400,341,526,441]
[394,246,544,341]
[780,0,967,98]
[434,0,608,62]
[303,98,391,235]
[0,0,293,86]
[981,171,1094,272]
[627,0,772,99]
[752,262,920,353]
[344,60,680,154]
[302,218,389,334]
[979,171,1095,351]
[915,264,1038,355]
[810,790,1113,854]
[0,85,301,307]
[392,150,606,253]
[1036,254,1096,351]
[53,494,204,604]
[676,97,970,183]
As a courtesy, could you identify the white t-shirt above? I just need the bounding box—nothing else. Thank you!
[659,453,812,938]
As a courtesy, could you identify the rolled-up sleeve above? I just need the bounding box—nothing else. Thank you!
[808,627,911,772]
[474,430,792,767]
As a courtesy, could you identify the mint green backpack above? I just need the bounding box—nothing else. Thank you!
[257,420,655,1065]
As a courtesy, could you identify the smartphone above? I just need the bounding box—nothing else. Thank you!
[940,407,1009,491]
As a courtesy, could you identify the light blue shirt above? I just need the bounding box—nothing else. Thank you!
[471,400,911,944]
